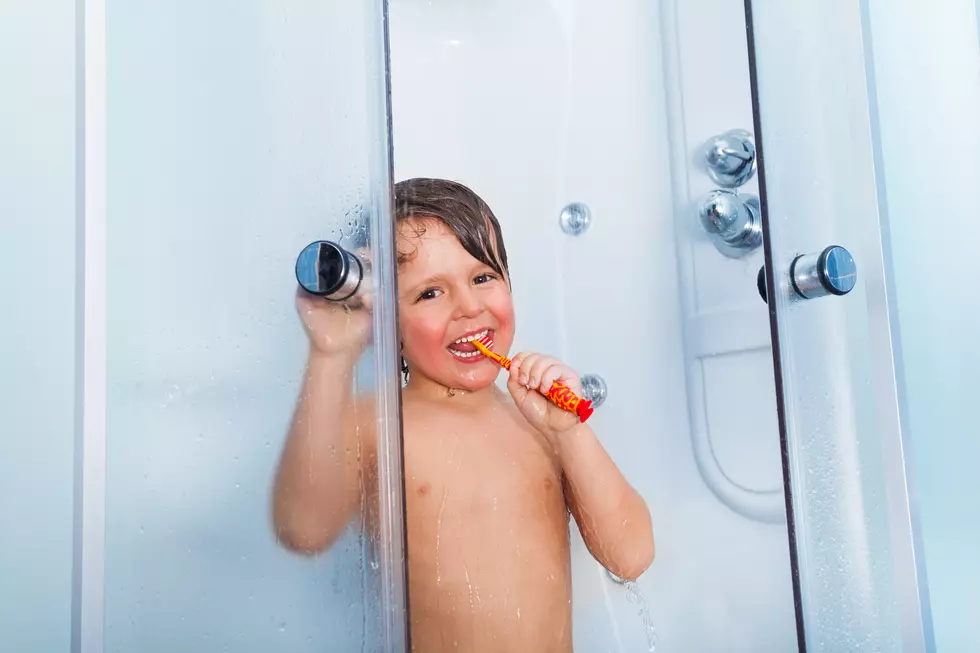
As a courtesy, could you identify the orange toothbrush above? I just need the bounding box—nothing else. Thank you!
[471,335,594,423]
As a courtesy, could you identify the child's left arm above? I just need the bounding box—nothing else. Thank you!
[508,352,655,581]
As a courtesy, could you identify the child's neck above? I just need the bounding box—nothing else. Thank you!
[404,374,500,410]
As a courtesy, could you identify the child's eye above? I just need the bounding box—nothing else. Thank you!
[415,288,442,302]
[473,273,497,285]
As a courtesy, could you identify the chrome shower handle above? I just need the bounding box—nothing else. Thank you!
[702,129,757,188]
[697,190,763,258]
[757,245,858,303]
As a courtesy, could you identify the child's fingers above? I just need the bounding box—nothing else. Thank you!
[540,363,579,395]
[509,351,531,372]
[511,352,538,387]
[508,352,525,384]
[506,371,530,404]
[354,290,374,312]
[525,355,561,390]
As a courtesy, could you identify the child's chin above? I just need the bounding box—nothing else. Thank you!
[452,368,501,392]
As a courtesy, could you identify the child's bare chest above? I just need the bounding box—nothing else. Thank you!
[400,409,572,633]
[402,409,562,517]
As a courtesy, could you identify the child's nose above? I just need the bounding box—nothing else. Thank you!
[453,288,482,318]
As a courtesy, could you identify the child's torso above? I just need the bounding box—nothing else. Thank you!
[401,396,574,653]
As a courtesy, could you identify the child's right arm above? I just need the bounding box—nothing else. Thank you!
[272,290,377,555]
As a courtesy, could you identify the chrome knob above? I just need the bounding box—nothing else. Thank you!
[757,265,768,304]
[758,246,858,304]
[295,240,367,302]
[790,246,857,299]
[559,202,592,236]
[697,190,763,258]
[580,374,607,408]
[703,129,757,188]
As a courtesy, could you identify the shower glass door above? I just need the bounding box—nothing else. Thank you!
[745,0,930,651]
[83,1,407,651]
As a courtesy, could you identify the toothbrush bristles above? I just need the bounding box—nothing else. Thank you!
[471,334,512,368]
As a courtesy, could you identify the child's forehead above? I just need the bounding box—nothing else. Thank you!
[396,218,481,275]
[397,216,452,240]
[397,218,462,257]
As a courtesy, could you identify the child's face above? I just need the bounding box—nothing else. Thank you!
[397,218,515,392]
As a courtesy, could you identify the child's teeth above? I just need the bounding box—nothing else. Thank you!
[454,329,488,344]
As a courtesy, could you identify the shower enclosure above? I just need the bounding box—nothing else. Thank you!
[3,0,978,651]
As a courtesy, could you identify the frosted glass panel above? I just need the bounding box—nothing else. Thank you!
[746,0,929,650]
[103,1,401,651]
[0,1,77,651]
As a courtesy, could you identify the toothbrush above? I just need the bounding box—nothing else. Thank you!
[471,335,594,423]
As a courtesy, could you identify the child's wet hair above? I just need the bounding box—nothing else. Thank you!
[393,178,510,282]
[393,177,511,382]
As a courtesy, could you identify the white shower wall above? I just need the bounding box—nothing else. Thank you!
[389,0,796,650]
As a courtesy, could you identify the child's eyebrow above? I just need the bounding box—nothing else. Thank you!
[399,274,442,297]
[400,264,492,297]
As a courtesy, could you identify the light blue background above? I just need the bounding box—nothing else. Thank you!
[868,0,980,649]
[0,1,77,651]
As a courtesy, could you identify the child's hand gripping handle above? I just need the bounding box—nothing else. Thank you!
[470,337,594,423]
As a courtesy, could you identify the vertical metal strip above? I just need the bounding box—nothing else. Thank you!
[72,0,107,652]
[368,1,409,650]
[741,2,808,649]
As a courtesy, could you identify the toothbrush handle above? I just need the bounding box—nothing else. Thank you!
[484,349,511,370]
[544,381,594,423]
[475,342,593,422]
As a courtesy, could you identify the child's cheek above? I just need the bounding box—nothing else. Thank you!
[489,294,516,350]
[401,315,447,361]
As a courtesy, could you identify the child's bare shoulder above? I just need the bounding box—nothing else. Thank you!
[401,391,558,468]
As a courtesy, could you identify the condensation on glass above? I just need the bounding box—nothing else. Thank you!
[100,1,406,652]
[746,0,930,650]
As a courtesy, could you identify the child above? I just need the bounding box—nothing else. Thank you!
[273,178,654,652]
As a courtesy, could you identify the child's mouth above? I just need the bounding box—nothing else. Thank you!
[447,328,492,362]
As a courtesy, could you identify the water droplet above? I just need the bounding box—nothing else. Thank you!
[435,487,449,585]
[278,622,287,632]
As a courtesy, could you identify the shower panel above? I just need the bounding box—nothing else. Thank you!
[663,0,788,532]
